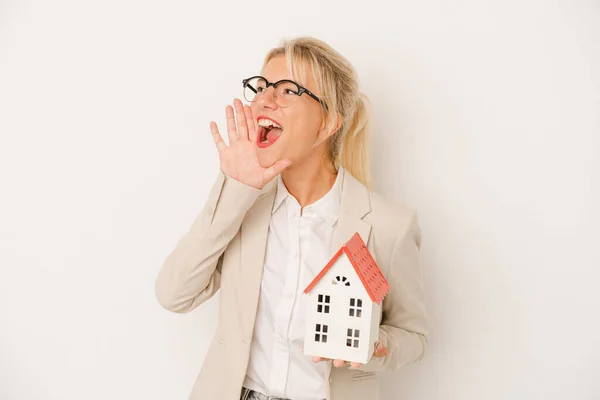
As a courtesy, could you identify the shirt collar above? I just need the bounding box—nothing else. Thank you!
[272,167,344,226]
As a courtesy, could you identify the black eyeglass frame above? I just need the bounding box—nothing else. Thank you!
[242,75,328,110]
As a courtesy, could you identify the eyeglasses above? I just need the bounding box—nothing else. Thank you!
[242,76,327,109]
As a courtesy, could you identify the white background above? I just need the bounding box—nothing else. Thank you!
[1,1,599,399]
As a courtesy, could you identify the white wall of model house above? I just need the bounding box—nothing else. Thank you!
[303,252,382,364]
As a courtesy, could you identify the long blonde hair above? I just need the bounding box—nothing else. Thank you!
[263,37,371,187]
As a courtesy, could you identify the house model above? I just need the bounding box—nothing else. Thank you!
[302,232,390,364]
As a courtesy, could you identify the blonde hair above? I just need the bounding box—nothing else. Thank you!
[263,37,371,187]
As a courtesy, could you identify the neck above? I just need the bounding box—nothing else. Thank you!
[280,156,338,209]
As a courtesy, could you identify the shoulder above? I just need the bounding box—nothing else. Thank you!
[365,186,422,252]
[340,170,423,283]
[367,189,416,229]
[341,170,420,243]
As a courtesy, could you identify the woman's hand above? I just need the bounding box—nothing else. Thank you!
[311,341,388,369]
[210,98,292,190]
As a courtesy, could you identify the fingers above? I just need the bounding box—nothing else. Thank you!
[225,105,237,143]
[373,341,388,358]
[234,99,249,140]
[333,359,345,368]
[210,121,227,153]
[313,343,386,369]
[262,159,292,183]
[244,104,257,143]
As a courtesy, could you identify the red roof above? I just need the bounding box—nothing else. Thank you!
[303,232,390,304]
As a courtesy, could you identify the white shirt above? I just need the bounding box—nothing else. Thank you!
[243,168,344,400]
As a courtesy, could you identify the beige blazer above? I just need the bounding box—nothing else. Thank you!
[155,170,428,400]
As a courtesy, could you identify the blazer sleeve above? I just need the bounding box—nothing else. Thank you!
[155,171,262,313]
[360,212,429,372]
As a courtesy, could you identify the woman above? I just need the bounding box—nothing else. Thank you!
[155,37,428,400]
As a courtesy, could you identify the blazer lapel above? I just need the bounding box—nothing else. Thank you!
[332,171,372,252]
[240,184,277,339]
[326,171,373,397]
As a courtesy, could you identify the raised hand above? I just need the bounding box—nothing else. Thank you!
[210,98,291,189]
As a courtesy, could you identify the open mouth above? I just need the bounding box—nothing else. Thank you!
[257,117,283,148]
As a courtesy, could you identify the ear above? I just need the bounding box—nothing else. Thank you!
[315,113,343,145]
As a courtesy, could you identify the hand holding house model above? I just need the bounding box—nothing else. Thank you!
[302,232,390,365]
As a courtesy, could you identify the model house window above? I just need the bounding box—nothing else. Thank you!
[349,298,363,317]
[317,294,330,313]
[315,324,328,343]
[346,328,360,348]
[332,276,350,286]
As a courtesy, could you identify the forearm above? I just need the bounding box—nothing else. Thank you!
[155,171,261,313]
[360,213,429,372]
[360,325,427,372]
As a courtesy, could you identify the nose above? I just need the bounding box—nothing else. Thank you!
[256,86,278,110]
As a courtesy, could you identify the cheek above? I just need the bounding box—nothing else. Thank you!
[287,108,321,143]
[250,103,259,118]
